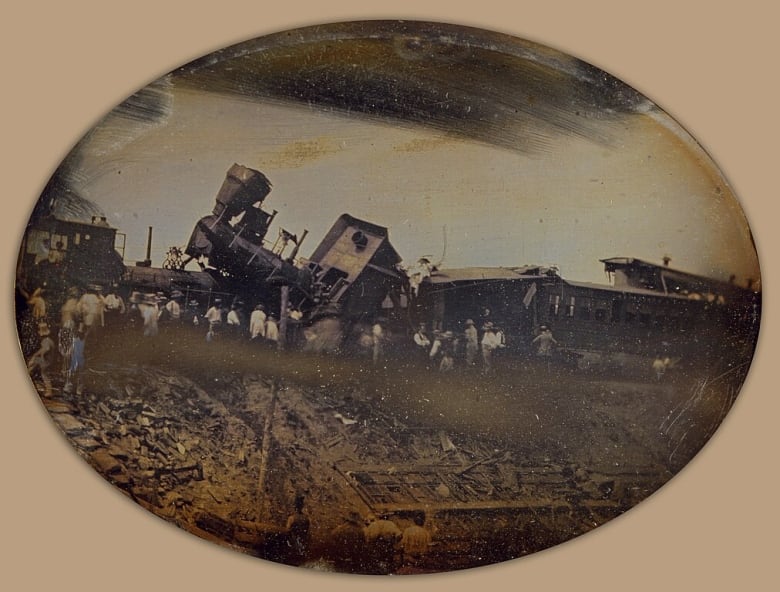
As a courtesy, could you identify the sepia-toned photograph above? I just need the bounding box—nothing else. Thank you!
[13,20,761,575]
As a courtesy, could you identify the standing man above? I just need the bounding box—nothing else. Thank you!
[27,322,55,398]
[26,286,47,323]
[283,494,311,566]
[59,286,81,378]
[371,319,385,367]
[182,299,201,331]
[138,293,160,337]
[328,511,366,573]
[64,326,86,396]
[364,512,402,574]
[413,323,431,367]
[412,323,431,363]
[77,284,105,339]
[204,298,224,341]
[532,325,558,357]
[464,319,479,367]
[102,286,126,331]
[249,303,267,341]
[265,314,279,345]
[480,322,500,374]
[165,290,183,323]
[399,511,433,571]
[532,325,559,371]
[226,303,242,339]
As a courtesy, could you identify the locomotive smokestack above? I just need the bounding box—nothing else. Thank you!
[146,226,153,262]
[136,226,154,267]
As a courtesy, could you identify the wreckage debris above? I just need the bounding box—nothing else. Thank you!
[37,350,677,573]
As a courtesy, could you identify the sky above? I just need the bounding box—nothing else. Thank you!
[40,22,760,288]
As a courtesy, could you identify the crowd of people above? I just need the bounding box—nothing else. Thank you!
[19,271,568,399]
[19,282,117,398]
[17,278,307,398]
[409,319,511,374]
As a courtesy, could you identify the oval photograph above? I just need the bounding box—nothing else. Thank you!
[14,20,761,575]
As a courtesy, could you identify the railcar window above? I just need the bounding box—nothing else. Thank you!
[624,300,639,324]
[548,294,560,317]
[594,299,608,322]
[50,234,68,249]
[576,296,592,320]
[25,230,50,255]
[610,299,622,323]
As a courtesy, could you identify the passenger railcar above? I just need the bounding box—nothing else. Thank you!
[409,259,760,366]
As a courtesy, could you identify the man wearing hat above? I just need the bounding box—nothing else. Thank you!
[204,298,224,341]
[165,290,183,323]
[226,302,243,339]
[412,323,431,367]
[182,299,201,329]
[439,333,455,372]
[77,284,105,339]
[102,285,126,332]
[138,293,160,337]
[27,322,55,397]
[532,325,558,357]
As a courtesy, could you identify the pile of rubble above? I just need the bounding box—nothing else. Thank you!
[38,353,678,571]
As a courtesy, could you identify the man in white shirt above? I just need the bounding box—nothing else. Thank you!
[165,290,182,322]
[265,315,279,343]
[204,298,224,341]
[464,319,479,366]
[78,284,105,339]
[481,322,500,374]
[226,303,242,338]
[249,304,267,340]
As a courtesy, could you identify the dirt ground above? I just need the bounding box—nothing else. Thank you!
[28,321,750,574]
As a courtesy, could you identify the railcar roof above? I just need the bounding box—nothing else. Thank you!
[425,265,557,284]
[565,279,693,300]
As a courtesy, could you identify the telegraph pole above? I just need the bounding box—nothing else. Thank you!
[278,284,289,350]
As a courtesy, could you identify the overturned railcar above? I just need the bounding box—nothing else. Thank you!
[297,214,405,353]
[180,164,406,351]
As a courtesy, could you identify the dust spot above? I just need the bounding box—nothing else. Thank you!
[393,136,453,153]
[266,137,341,168]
